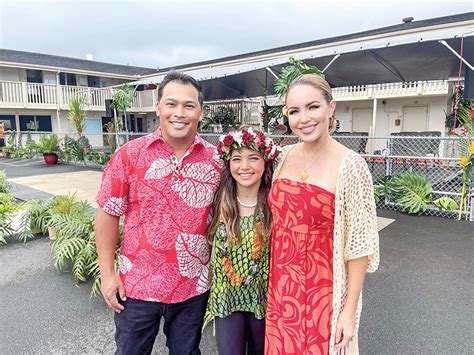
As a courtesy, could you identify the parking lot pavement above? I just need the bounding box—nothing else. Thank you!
[2,158,102,206]
[1,158,472,354]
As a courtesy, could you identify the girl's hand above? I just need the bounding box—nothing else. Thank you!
[334,308,356,350]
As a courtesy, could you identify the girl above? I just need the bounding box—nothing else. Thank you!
[205,127,280,355]
[265,74,379,354]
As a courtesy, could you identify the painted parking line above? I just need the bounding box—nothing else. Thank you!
[0,159,44,167]
[377,216,395,231]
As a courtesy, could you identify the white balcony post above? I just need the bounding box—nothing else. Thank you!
[56,71,61,132]
[21,82,27,108]
[87,87,92,109]
[370,98,378,154]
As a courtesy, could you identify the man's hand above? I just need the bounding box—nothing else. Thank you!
[100,273,126,313]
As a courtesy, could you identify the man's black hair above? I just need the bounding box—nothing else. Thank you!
[157,71,204,106]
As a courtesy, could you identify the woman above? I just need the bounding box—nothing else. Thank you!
[205,128,279,355]
[265,74,379,354]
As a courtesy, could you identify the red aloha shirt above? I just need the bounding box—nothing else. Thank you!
[96,129,222,303]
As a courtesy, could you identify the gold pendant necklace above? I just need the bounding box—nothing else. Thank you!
[300,169,309,181]
[300,140,331,181]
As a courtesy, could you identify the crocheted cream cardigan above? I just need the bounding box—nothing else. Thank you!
[273,145,380,355]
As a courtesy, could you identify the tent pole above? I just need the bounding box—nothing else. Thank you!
[266,67,279,79]
[322,54,341,73]
[439,40,473,71]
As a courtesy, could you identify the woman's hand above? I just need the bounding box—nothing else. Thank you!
[334,308,356,350]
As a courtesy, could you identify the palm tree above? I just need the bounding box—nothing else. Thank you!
[111,84,136,147]
[68,96,86,139]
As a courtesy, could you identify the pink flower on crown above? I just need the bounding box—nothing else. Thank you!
[264,144,273,157]
[223,135,234,146]
[256,131,266,148]
[242,130,254,145]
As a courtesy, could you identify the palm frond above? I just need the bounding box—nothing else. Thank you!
[51,236,87,270]
[274,57,324,98]
[68,96,87,138]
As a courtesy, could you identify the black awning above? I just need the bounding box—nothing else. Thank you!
[200,36,474,100]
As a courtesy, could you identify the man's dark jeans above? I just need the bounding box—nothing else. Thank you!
[114,291,209,355]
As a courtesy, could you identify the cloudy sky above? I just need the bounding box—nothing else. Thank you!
[0,0,472,69]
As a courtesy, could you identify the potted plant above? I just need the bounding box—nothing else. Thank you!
[199,105,239,133]
[445,86,474,130]
[29,134,60,165]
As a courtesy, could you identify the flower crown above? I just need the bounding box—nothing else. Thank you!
[217,127,281,161]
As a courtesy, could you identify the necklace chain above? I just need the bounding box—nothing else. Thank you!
[300,140,332,181]
[237,196,257,208]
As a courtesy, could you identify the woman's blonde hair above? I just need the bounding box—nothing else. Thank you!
[285,74,337,133]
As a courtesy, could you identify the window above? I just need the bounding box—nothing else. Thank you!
[19,115,52,132]
[59,73,77,86]
[0,115,16,130]
[87,76,100,87]
[26,70,43,83]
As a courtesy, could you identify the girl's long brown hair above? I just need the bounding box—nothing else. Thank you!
[206,156,274,247]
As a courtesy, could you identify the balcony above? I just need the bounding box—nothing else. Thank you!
[0,79,450,112]
[332,80,449,101]
[0,81,116,111]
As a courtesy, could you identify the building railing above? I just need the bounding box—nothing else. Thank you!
[0,79,450,111]
[203,98,262,127]
[332,80,449,101]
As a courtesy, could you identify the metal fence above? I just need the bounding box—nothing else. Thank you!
[3,131,473,221]
[201,133,473,221]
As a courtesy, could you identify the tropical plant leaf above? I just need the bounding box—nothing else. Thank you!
[111,84,135,112]
[390,173,433,214]
[433,196,459,212]
[0,170,11,193]
[274,57,324,98]
[52,236,87,270]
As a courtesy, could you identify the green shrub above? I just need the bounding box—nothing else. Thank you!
[0,192,19,244]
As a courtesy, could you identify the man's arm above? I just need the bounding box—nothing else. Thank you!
[95,208,126,312]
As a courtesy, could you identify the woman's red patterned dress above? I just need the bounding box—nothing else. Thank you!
[265,178,335,355]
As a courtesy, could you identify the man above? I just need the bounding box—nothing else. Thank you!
[95,72,221,355]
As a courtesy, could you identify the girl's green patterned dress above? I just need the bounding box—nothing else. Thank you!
[204,215,269,327]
